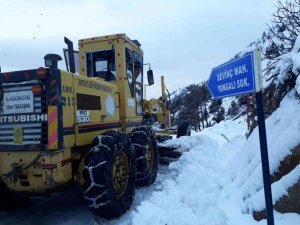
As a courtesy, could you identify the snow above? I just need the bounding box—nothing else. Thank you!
[221,97,234,113]
[260,34,300,93]
[1,94,300,225]
[247,165,300,212]
[129,92,300,225]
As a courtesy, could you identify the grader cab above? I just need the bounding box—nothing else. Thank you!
[0,33,190,218]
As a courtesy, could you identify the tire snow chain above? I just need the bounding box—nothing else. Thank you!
[83,159,107,195]
[131,130,149,160]
[94,135,113,147]
[84,135,114,209]
[131,129,152,143]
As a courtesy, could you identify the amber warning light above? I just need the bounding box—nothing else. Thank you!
[32,84,42,96]
[36,67,47,79]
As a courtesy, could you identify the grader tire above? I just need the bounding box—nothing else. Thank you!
[131,126,159,186]
[177,121,192,138]
[82,130,136,219]
[0,178,17,210]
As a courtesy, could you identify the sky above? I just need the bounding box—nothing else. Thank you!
[0,0,277,98]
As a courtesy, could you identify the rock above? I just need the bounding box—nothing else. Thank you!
[253,144,300,221]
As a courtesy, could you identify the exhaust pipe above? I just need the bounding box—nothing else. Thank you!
[64,37,76,73]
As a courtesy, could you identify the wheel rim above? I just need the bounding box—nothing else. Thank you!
[112,150,129,197]
[147,143,154,170]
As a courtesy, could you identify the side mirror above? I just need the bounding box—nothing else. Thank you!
[147,69,154,86]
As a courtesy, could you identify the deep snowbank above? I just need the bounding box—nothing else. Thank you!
[129,92,300,225]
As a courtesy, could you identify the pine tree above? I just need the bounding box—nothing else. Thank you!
[171,82,212,131]
[227,100,239,117]
[212,107,225,124]
[209,99,222,114]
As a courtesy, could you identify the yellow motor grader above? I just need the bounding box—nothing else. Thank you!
[143,76,172,129]
[143,76,192,163]
[0,33,191,218]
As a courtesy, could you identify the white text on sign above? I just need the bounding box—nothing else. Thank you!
[217,64,248,81]
[216,64,250,93]
[217,78,250,92]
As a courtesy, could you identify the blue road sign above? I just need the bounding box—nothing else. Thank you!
[207,49,274,225]
[207,50,261,98]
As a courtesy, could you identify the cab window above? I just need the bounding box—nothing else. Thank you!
[125,48,134,97]
[135,83,143,114]
[86,50,116,81]
[134,52,143,83]
[125,48,143,114]
[134,52,143,114]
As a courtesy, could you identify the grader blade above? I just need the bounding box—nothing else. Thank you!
[158,145,182,164]
[156,134,182,164]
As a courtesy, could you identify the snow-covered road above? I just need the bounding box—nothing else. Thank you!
[0,165,173,225]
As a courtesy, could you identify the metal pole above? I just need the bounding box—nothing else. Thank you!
[255,91,275,225]
[144,84,147,99]
[247,95,250,130]
[160,76,167,127]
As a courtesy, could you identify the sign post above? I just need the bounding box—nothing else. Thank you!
[208,49,274,225]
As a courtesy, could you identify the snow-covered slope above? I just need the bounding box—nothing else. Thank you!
[128,92,300,225]
[226,90,300,214]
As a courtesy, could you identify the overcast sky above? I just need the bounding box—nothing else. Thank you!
[0,0,277,98]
